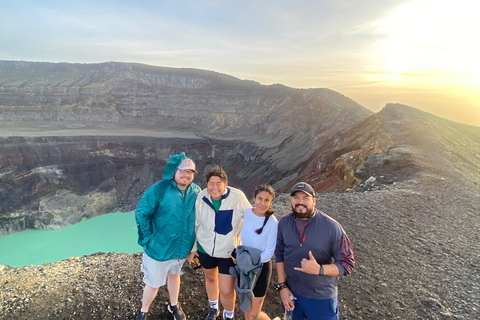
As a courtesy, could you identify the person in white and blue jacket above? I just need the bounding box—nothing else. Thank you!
[194,166,251,320]
[134,152,201,320]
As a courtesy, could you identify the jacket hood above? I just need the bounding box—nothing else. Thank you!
[162,152,190,180]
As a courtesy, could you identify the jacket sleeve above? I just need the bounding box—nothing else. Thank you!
[193,191,205,251]
[238,191,251,218]
[332,225,355,276]
[260,220,278,262]
[190,188,202,252]
[135,186,158,247]
[275,218,286,263]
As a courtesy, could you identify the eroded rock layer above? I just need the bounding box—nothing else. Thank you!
[1,61,480,235]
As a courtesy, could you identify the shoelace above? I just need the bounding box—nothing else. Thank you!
[206,308,218,318]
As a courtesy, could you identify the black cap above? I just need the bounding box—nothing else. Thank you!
[290,182,315,197]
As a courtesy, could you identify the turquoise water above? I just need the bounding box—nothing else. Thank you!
[0,212,142,268]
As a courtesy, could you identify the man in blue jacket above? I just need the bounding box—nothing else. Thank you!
[275,182,355,320]
[135,152,201,320]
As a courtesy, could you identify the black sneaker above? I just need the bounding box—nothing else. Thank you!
[204,307,220,320]
[135,311,147,320]
[168,303,186,320]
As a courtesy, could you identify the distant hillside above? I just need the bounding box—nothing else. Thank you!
[1,60,479,236]
[296,103,480,192]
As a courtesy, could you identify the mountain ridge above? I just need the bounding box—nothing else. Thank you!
[1,60,479,235]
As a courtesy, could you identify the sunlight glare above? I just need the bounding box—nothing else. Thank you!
[376,0,480,80]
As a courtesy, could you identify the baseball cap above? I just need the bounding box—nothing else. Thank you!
[177,158,197,173]
[290,182,315,197]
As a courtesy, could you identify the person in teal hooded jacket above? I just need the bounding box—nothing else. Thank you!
[135,152,201,320]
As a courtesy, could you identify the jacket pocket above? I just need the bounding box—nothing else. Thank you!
[214,209,233,235]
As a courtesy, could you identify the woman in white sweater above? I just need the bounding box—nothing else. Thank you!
[240,184,278,320]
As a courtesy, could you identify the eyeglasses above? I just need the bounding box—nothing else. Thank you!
[178,169,195,175]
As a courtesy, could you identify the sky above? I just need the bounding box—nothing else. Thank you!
[1,0,479,126]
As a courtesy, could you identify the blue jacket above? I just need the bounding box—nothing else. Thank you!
[275,209,355,299]
[135,153,201,261]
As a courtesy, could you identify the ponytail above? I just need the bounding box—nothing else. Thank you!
[255,208,275,234]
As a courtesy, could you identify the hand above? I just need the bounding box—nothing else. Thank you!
[187,251,197,265]
[231,256,237,265]
[280,288,296,311]
[294,251,320,275]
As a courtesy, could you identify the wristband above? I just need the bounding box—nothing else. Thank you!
[319,265,324,276]
[274,282,288,291]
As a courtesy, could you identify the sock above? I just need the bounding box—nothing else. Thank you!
[209,300,218,310]
[223,309,234,319]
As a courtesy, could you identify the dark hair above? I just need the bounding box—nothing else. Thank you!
[206,165,228,185]
[253,184,275,234]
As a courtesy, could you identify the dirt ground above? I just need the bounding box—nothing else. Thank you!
[1,174,479,320]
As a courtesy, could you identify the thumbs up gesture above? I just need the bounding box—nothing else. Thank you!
[294,251,321,275]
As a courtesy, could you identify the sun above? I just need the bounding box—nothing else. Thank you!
[387,73,401,83]
[375,0,480,84]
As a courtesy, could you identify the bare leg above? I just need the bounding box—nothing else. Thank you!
[218,273,236,312]
[245,296,270,320]
[202,267,220,301]
[141,284,159,312]
[167,273,181,306]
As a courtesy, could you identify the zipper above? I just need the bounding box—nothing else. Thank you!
[211,231,216,256]
[298,220,309,247]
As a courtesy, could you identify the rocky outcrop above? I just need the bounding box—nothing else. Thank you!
[290,103,480,193]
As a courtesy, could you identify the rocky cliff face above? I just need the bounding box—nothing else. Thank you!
[0,133,285,235]
[1,61,479,235]
[0,61,372,171]
[0,60,373,234]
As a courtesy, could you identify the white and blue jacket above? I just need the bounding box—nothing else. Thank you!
[195,186,251,258]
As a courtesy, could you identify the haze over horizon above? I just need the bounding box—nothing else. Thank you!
[1,0,479,126]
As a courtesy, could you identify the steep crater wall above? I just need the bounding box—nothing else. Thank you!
[0,61,380,234]
[0,134,288,235]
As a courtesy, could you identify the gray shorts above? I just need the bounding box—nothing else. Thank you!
[141,253,186,288]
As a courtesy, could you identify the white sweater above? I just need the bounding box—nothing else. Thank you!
[195,186,251,258]
[241,207,278,263]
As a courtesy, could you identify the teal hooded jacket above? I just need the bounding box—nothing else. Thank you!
[135,152,201,261]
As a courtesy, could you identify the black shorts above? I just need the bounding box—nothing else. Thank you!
[252,260,272,298]
[198,251,236,275]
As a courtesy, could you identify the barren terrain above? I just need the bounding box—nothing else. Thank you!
[1,175,479,319]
